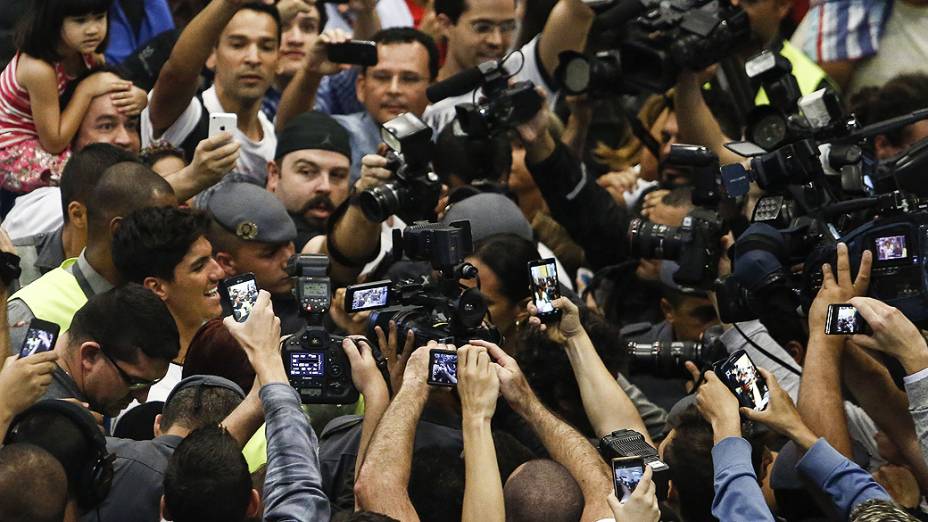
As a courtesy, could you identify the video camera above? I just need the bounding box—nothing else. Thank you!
[282,254,361,404]
[425,57,544,139]
[359,112,442,224]
[556,0,750,95]
[625,325,727,379]
[344,221,502,350]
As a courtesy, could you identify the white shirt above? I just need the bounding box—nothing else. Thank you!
[322,0,414,33]
[422,36,555,134]
[2,187,63,240]
[141,85,277,183]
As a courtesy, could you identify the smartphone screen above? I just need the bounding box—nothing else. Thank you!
[612,457,644,503]
[19,319,59,358]
[719,351,769,410]
[825,304,870,335]
[221,275,258,322]
[528,258,560,318]
[427,349,458,387]
[345,281,391,313]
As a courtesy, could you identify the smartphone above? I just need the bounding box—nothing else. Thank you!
[825,304,872,335]
[713,349,770,411]
[427,349,458,387]
[611,456,645,503]
[219,273,259,322]
[18,319,59,359]
[208,112,237,138]
[528,258,561,321]
[344,280,391,313]
[326,40,378,66]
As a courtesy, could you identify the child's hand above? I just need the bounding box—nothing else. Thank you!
[111,85,148,116]
[82,71,132,98]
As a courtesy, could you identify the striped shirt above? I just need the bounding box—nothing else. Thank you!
[794,0,891,63]
[0,53,88,148]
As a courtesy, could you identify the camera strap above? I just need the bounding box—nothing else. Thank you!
[733,322,802,377]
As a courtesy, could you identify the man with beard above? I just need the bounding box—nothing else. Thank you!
[266,111,351,251]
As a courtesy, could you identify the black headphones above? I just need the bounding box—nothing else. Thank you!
[4,400,115,510]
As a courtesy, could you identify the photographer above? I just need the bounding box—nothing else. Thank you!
[849,73,928,160]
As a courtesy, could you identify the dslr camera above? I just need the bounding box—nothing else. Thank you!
[625,325,727,379]
[344,221,501,349]
[454,60,544,139]
[282,255,360,404]
[360,112,442,224]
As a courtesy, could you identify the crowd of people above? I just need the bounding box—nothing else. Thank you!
[1,0,928,521]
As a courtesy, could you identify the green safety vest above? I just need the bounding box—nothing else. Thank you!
[756,40,833,105]
[11,258,88,333]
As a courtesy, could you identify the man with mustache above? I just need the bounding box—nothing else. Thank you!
[266,110,352,251]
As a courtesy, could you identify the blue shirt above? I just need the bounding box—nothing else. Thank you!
[796,0,891,63]
[315,69,366,116]
[796,438,891,520]
[261,383,331,521]
[332,111,381,184]
[711,437,775,522]
[105,0,175,64]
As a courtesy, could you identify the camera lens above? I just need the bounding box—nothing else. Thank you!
[628,218,684,260]
[360,183,404,223]
[626,341,703,379]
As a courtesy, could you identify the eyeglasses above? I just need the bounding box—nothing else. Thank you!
[100,348,161,391]
[469,20,518,36]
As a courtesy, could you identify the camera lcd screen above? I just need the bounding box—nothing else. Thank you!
[228,278,258,322]
[722,353,769,410]
[529,260,559,315]
[289,352,325,378]
[350,285,390,311]
[20,327,55,358]
[612,459,644,504]
[875,235,908,261]
[302,281,329,298]
[428,350,457,386]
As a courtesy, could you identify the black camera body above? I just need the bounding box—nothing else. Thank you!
[808,196,928,325]
[360,113,442,224]
[346,221,502,350]
[282,255,359,404]
[628,207,724,289]
[456,81,544,138]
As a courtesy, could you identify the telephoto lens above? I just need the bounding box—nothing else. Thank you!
[627,218,685,260]
[625,337,728,379]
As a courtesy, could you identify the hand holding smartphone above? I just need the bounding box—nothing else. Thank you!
[612,457,645,503]
[713,350,770,411]
[528,258,561,322]
[219,273,259,322]
[19,319,59,358]
[209,112,237,138]
[825,304,872,335]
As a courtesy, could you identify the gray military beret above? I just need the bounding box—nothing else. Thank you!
[206,181,297,243]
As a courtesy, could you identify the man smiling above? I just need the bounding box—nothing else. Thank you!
[112,207,226,359]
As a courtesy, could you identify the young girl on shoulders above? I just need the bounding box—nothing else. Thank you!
[0,0,147,194]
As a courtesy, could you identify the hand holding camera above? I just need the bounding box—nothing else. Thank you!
[401,343,437,393]
[808,243,872,335]
[340,337,388,398]
[739,369,819,450]
[223,290,285,382]
[457,345,500,423]
[607,465,659,522]
[847,296,928,375]
[374,321,416,394]
[695,370,742,443]
[355,152,393,194]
